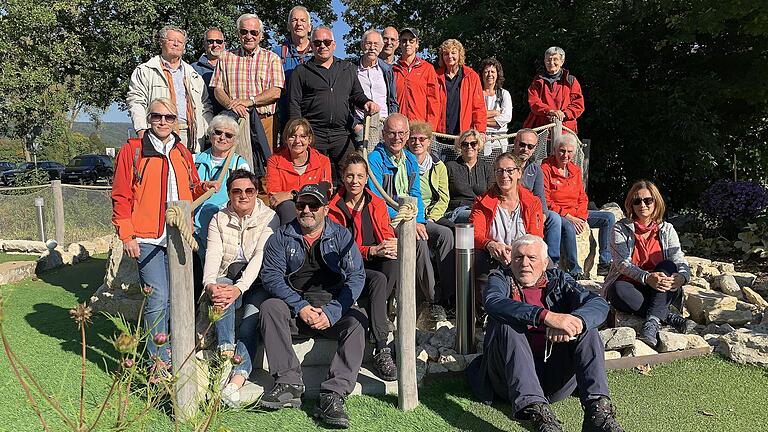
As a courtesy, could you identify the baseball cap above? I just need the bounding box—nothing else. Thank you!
[296,182,331,205]
[399,27,419,39]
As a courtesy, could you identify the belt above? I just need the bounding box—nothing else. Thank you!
[258,112,273,119]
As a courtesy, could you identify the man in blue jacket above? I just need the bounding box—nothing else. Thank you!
[258,182,366,429]
[467,234,623,432]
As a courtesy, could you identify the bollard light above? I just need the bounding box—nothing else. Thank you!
[454,223,475,354]
[34,197,46,242]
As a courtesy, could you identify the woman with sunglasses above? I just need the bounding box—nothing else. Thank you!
[203,169,279,407]
[603,180,694,348]
[445,129,494,224]
[470,152,543,321]
[266,118,332,224]
[328,153,399,381]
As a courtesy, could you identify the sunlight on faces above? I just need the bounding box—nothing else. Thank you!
[228,178,257,215]
[381,27,399,56]
[289,9,311,38]
[556,143,576,167]
[460,137,479,161]
[442,48,460,69]
[148,101,176,140]
[286,125,310,158]
[205,29,225,57]
[633,188,655,221]
[482,65,497,88]
[383,116,409,155]
[494,157,521,194]
[362,33,383,60]
[399,34,418,58]
[407,134,430,157]
[343,163,368,198]
[161,30,186,60]
[312,28,335,61]
[513,131,538,162]
[512,242,548,286]
[545,53,564,75]
[211,127,237,154]
[239,18,262,51]
[296,197,327,232]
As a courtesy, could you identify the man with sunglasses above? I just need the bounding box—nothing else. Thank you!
[259,182,367,429]
[127,25,212,153]
[288,26,379,185]
[192,28,227,118]
[513,128,562,267]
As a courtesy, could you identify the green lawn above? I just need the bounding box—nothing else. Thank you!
[0,252,39,264]
[1,258,767,431]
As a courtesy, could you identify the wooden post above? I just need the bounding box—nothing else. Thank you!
[51,180,65,245]
[166,200,198,421]
[396,196,418,411]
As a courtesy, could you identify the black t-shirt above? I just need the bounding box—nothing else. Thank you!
[444,67,464,135]
[289,237,343,307]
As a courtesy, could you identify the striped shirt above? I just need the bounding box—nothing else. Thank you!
[211,47,285,115]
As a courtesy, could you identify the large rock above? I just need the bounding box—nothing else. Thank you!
[657,331,688,352]
[599,327,636,350]
[0,261,37,285]
[437,348,468,372]
[711,274,742,297]
[688,277,711,290]
[742,286,768,310]
[716,327,768,367]
[684,334,711,349]
[624,340,658,357]
[89,235,143,320]
[429,326,456,350]
[613,311,645,333]
[604,351,621,360]
[685,287,738,323]
[0,240,48,254]
[731,272,757,288]
[699,265,721,279]
[712,261,735,274]
[686,256,711,277]
[705,309,753,326]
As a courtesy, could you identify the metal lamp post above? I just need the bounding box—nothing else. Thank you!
[454,223,476,354]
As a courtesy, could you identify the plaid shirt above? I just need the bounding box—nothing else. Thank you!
[211,47,285,115]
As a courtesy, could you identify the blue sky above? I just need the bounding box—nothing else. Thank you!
[91,0,350,123]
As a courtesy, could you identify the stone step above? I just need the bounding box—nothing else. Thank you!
[254,334,391,368]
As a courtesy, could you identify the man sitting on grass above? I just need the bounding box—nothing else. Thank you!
[467,234,624,432]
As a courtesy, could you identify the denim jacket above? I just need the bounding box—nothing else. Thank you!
[260,218,365,325]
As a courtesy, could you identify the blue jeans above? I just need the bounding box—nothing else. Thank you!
[445,206,472,224]
[137,243,171,363]
[230,287,271,379]
[587,210,616,265]
[543,210,561,266]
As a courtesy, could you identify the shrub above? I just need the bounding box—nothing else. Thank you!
[700,179,768,223]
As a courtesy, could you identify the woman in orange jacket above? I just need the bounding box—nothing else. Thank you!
[435,39,487,136]
[266,118,332,224]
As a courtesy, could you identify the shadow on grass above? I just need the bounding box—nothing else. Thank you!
[37,256,108,303]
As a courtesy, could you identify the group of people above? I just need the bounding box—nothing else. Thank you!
[112,9,696,432]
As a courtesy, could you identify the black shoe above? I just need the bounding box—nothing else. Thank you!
[597,263,611,276]
[430,304,448,322]
[372,347,397,381]
[666,312,696,334]
[259,382,304,409]
[638,316,661,347]
[314,391,349,429]
[521,402,563,432]
[582,397,624,432]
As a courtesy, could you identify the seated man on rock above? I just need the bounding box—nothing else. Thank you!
[467,234,624,432]
[258,182,367,429]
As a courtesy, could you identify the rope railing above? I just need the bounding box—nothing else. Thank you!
[432,120,584,147]
[0,184,51,192]
[165,205,199,252]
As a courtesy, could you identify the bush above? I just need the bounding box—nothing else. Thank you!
[700,180,768,227]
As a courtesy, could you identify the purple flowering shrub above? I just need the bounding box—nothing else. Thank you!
[700,180,768,223]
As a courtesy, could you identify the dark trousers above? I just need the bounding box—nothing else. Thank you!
[607,259,680,320]
[426,220,456,306]
[259,298,368,396]
[315,133,354,187]
[483,318,610,415]
[359,257,399,348]
[475,250,502,314]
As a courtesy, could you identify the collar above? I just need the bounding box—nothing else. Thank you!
[237,47,259,58]
[358,59,381,71]
[161,57,182,72]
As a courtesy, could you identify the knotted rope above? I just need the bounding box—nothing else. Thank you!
[165,205,199,252]
[389,200,419,229]
[431,121,583,146]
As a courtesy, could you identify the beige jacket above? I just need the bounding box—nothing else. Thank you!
[202,201,279,293]
[126,55,212,151]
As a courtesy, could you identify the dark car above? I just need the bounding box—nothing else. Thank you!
[0,161,16,186]
[1,161,65,185]
[61,154,114,185]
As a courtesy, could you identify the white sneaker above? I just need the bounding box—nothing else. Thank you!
[221,383,241,408]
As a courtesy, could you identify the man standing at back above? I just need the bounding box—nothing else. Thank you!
[192,28,227,118]
[379,26,399,65]
[274,6,314,130]
[392,28,440,130]
[288,26,379,183]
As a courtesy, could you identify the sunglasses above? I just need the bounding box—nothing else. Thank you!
[229,187,256,197]
[518,142,537,150]
[239,29,260,37]
[632,197,655,206]
[148,113,177,123]
[213,129,235,139]
[312,39,334,47]
[494,167,519,176]
[295,201,323,212]
[460,140,479,149]
[207,39,224,45]
[409,136,430,143]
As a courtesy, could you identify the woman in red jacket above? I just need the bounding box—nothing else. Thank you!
[541,133,615,279]
[469,152,544,320]
[266,118,332,224]
[435,39,486,136]
[327,152,398,381]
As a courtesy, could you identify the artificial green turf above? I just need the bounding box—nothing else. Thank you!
[1,259,767,431]
[0,253,39,264]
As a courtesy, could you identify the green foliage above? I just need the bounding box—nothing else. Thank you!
[734,214,768,260]
[11,169,51,188]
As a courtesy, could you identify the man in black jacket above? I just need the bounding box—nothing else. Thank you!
[288,26,379,184]
[467,234,624,432]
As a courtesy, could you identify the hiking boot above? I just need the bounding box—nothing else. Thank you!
[372,347,397,381]
[430,303,448,322]
[666,312,696,334]
[314,391,349,429]
[597,263,611,276]
[638,316,661,347]
[259,382,304,409]
[521,402,563,432]
[582,397,624,432]
[221,383,241,408]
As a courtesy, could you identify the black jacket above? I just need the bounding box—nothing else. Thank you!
[288,57,371,140]
[445,156,494,211]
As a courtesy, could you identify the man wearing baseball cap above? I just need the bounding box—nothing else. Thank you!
[393,27,440,130]
[258,182,367,429]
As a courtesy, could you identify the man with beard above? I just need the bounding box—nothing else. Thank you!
[258,182,367,429]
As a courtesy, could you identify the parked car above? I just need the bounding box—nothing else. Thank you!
[1,161,65,185]
[0,161,16,186]
[61,154,114,185]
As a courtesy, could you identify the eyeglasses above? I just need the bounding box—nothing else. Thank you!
[494,167,520,176]
[632,197,655,207]
[312,39,334,47]
[239,29,260,37]
[460,140,479,149]
[229,187,256,197]
[386,131,408,138]
[518,142,537,150]
[409,136,430,143]
[213,129,235,139]
[206,39,224,45]
[148,113,177,123]
[295,201,323,212]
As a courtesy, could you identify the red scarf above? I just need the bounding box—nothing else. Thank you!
[632,220,663,271]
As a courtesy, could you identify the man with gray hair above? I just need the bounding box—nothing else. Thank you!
[289,26,379,184]
[274,6,314,128]
[523,46,584,134]
[127,25,212,153]
[353,29,399,149]
[467,234,623,432]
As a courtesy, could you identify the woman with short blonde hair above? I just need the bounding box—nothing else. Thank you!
[444,129,494,223]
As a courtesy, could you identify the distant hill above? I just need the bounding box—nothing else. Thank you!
[73,122,134,148]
